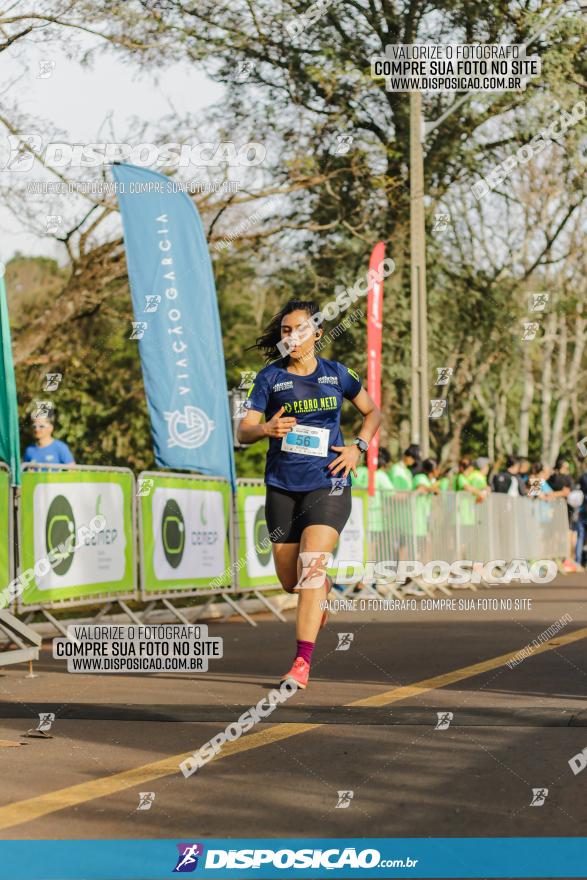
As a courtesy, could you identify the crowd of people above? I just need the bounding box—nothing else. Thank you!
[353,446,587,568]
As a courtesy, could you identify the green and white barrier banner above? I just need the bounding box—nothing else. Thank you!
[236,483,279,588]
[331,490,368,574]
[139,473,231,593]
[236,484,368,588]
[20,470,135,606]
[0,467,10,592]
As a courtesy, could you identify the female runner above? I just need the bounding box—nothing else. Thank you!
[237,300,381,688]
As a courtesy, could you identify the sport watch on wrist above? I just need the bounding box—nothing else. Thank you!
[353,438,368,454]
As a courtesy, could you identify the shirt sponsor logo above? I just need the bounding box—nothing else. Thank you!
[318,375,339,385]
[283,396,338,414]
[272,381,294,392]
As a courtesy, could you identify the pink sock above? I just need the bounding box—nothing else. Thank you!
[296,639,315,665]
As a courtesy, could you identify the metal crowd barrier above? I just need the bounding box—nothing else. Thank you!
[370,490,570,590]
[136,470,254,626]
[0,461,13,587]
[15,463,138,634]
[232,478,289,625]
[0,463,42,665]
[1,462,573,644]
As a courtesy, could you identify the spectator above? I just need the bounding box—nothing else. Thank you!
[529,463,557,550]
[569,486,585,567]
[548,457,577,570]
[406,443,421,475]
[548,456,573,500]
[452,457,481,560]
[388,445,422,595]
[413,459,440,562]
[518,458,530,485]
[389,445,418,491]
[24,412,75,466]
[413,458,441,494]
[436,466,452,492]
[353,446,392,487]
[349,448,394,594]
[453,456,487,502]
[527,462,552,499]
[576,467,587,567]
[469,457,491,500]
[453,457,471,490]
[491,455,527,496]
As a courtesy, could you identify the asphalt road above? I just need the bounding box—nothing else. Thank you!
[0,573,586,871]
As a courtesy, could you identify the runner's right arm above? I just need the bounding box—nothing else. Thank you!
[237,406,297,444]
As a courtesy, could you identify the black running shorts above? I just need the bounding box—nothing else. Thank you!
[265,485,352,544]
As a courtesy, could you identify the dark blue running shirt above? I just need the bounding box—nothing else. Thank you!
[244,357,363,491]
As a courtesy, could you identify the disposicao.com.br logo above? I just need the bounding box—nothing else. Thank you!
[195,846,418,871]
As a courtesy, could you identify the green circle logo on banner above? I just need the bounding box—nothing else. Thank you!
[253,504,271,566]
[46,495,76,575]
[162,498,185,568]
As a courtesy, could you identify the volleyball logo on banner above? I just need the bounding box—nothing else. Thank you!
[151,487,226,580]
[164,406,215,449]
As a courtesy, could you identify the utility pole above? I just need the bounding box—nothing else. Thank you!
[409,91,430,456]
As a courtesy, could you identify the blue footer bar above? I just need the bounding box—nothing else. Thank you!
[1,838,587,879]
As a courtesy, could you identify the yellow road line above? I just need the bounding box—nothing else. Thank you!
[0,723,316,832]
[352,625,587,707]
[1,625,586,832]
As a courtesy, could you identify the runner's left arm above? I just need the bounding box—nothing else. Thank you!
[329,387,381,478]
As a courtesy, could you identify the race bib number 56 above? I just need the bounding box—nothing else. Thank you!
[281,425,329,457]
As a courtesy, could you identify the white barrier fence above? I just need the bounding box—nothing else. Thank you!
[370,491,569,570]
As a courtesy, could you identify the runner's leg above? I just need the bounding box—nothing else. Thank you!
[266,486,302,592]
[296,523,339,642]
[272,542,300,593]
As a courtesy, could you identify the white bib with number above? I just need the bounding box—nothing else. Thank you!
[281,425,329,457]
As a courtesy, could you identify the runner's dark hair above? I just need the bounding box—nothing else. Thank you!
[251,299,321,364]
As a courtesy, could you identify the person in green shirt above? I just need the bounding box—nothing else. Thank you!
[386,446,420,585]
[453,457,473,492]
[352,447,394,533]
[413,458,442,494]
[413,459,441,549]
[388,444,419,491]
[453,456,489,558]
[468,457,491,495]
[437,467,453,492]
[346,448,394,594]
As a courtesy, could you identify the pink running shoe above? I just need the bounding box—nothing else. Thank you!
[281,657,310,689]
